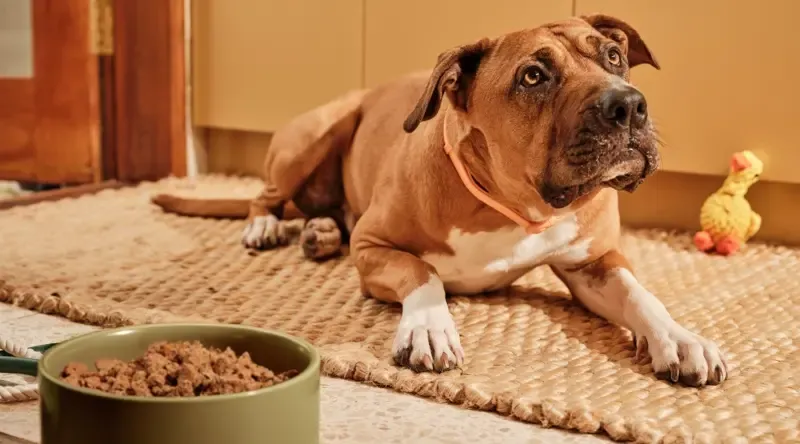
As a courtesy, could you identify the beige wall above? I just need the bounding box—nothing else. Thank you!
[363,1,571,87]
[192,1,572,132]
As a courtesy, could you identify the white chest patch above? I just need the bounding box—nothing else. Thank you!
[421,215,591,294]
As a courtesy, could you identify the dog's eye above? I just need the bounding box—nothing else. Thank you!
[607,48,622,67]
[521,67,545,87]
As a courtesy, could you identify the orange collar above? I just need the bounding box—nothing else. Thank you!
[442,120,554,234]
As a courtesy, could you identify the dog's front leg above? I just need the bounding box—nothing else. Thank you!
[241,184,293,249]
[353,242,464,372]
[553,250,728,387]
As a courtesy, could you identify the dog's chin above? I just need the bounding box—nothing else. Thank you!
[599,151,649,192]
[543,146,656,209]
[607,171,645,192]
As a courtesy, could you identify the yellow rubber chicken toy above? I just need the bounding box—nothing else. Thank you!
[693,150,763,255]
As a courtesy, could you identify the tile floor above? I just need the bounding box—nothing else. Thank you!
[0,304,608,443]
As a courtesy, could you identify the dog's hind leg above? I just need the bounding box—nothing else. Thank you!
[292,132,360,261]
[242,89,366,250]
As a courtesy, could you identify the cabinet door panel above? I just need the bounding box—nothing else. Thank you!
[193,0,364,132]
[577,0,800,183]
[365,1,573,87]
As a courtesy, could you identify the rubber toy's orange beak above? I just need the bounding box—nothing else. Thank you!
[731,152,751,172]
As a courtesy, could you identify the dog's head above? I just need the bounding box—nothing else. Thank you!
[404,15,661,211]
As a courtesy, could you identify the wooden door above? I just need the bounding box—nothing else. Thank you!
[0,0,100,184]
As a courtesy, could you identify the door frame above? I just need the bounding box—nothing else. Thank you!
[101,0,187,183]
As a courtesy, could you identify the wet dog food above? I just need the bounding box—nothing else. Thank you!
[60,340,298,397]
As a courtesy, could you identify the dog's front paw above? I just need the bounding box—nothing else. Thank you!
[392,304,464,372]
[636,324,728,387]
[241,215,289,250]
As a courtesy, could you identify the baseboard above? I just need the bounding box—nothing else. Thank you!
[205,128,270,177]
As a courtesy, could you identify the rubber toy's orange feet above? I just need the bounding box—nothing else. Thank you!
[693,231,714,252]
[715,235,741,256]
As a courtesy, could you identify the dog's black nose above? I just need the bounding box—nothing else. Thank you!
[598,86,648,129]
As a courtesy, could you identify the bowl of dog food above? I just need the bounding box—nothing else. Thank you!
[37,323,320,444]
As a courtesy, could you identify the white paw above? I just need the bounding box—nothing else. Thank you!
[636,323,728,387]
[241,215,285,249]
[392,276,464,372]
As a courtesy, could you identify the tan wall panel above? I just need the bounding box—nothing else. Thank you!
[364,1,573,87]
[577,0,800,183]
[193,0,364,132]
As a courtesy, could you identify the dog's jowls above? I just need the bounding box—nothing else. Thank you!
[153,15,727,387]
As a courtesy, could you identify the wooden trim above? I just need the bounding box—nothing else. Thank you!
[109,0,186,182]
[0,180,125,210]
[33,0,101,184]
[170,0,188,177]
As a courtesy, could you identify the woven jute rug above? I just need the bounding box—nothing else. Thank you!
[0,175,797,443]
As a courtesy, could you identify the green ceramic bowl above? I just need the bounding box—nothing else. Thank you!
[37,323,320,444]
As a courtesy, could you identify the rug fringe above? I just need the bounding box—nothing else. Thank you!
[0,280,133,328]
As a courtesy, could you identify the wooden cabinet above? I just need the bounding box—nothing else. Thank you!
[192,0,364,133]
[364,1,572,87]
[191,1,572,132]
[577,0,800,184]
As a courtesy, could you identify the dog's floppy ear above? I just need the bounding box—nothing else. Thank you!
[582,14,660,70]
[403,38,493,133]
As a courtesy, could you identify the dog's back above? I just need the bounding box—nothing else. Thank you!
[341,72,433,219]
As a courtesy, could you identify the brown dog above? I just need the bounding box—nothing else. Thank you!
[154,15,727,387]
